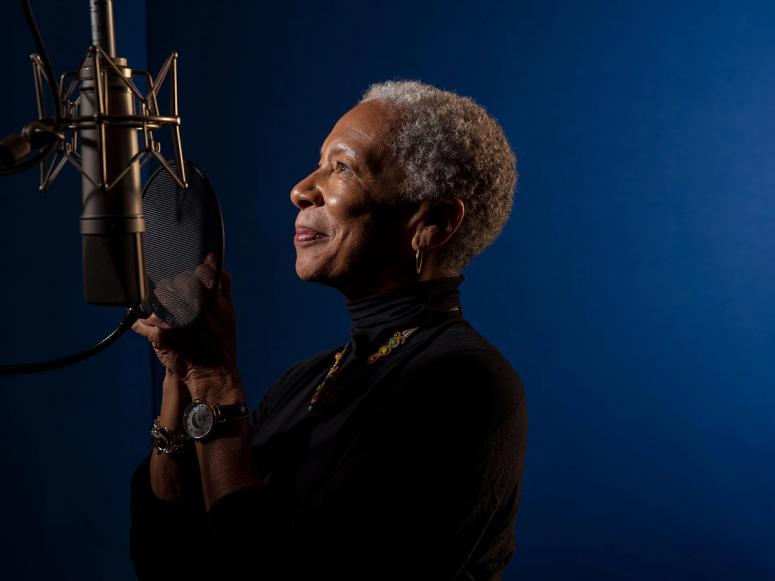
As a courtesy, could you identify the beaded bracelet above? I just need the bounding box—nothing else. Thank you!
[149,416,192,457]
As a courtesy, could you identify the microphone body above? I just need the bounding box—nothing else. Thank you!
[79,0,147,305]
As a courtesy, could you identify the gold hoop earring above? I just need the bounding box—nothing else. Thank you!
[415,247,424,275]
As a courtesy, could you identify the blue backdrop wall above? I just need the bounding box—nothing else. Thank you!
[1,1,773,579]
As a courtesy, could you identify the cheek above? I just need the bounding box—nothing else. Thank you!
[339,213,400,265]
[329,185,366,213]
[326,191,372,242]
[320,182,401,263]
[323,222,364,267]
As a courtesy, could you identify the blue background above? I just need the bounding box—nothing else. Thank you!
[1,0,773,579]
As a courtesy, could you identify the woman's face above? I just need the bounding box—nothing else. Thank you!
[290,100,411,298]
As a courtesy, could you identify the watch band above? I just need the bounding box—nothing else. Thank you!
[213,403,252,423]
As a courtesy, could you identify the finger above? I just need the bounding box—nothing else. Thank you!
[153,277,176,311]
[131,319,147,336]
[154,270,202,324]
[131,319,160,345]
[142,312,174,330]
[171,270,202,321]
[195,263,216,291]
[144,326,163,349]
[195,256,217,291]
[205,252,216,269]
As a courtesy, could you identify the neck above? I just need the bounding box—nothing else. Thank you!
[333,260,460,301]
[345,275,464,358]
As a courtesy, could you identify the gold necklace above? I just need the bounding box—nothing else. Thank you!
[308,326,417,413]
[307,306,461,414]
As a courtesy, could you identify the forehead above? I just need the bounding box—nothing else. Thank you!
[321,100,393,167]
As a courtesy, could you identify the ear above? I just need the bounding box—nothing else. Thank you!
[407,196,465,252]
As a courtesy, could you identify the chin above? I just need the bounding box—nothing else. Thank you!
[294,263,313,282]
[295,258,328,284]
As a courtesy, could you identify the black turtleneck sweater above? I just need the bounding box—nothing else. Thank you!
[129,276,527,581]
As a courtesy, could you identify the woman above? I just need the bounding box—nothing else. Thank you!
[129,80,527,580]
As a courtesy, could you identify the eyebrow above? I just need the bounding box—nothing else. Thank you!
[320,142,359,160]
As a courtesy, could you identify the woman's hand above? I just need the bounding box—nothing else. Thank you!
[131,255,243,402]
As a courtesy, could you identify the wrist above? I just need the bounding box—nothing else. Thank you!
[159,406,185,432]
[160,374,191,431]
[185,367,244,403]
[150,416,193,457]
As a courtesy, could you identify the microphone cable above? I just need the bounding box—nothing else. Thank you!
[0,309,143,375]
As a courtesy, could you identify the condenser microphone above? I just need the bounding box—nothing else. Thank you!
[0,0,227,374]
[79,0,147,305]
[5,0,190,312]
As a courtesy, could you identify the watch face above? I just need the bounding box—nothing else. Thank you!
[184,402,215,439]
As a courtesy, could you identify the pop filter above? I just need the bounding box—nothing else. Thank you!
[0,159,225,374]
[141,160,225,328]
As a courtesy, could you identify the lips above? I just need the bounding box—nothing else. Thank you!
[294,226,328,244]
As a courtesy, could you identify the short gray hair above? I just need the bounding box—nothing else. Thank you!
[360,80,517,273]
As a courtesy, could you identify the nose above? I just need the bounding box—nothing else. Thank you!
[290,170,323,209]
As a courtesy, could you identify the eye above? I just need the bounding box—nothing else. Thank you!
[334,161,351,174]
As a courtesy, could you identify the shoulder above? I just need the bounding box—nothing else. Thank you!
[407,318,525,398]
[385,318,526,429]
[414,318,521,373]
